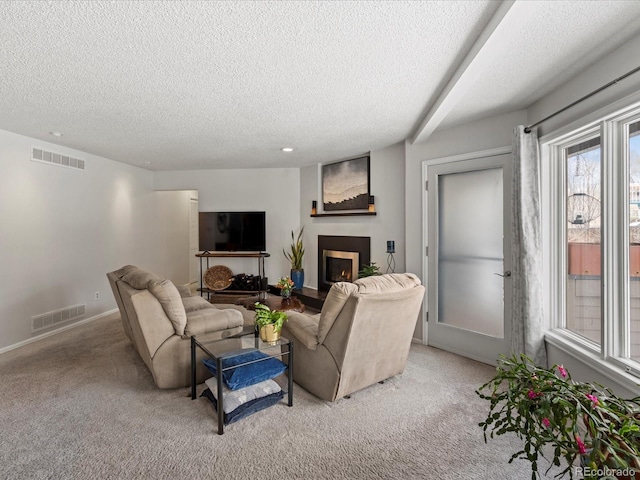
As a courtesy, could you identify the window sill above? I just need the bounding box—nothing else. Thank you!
[544,330,640,396]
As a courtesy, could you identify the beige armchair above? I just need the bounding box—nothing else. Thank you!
[282,273,425,401]
[107,265,251,389]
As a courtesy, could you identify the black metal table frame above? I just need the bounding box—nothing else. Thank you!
[196,252,269,300]
[190,331,293,435]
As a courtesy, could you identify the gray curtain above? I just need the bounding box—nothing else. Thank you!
[511,125,547,366]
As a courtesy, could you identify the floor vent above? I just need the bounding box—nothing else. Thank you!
[31,147,85,171]
[32,304,86,332]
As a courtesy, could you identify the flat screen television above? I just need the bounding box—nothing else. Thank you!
[199,211,266,252]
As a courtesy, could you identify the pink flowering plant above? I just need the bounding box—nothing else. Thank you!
[477,354,640,479]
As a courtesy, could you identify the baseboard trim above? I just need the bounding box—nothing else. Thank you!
[0,308,118,355]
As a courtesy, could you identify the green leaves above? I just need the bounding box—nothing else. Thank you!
[476,353,640,479]
[358,262,381,277]
[253,302,288,333]
[283,227,304,270]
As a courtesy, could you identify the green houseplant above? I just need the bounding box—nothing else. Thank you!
[358,262,381,278]
[254,302,288,344]
[477,354,640,480]
[283,227,305,289]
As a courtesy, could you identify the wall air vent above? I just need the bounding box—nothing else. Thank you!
[31,304,86,333]
[32,147,85,171]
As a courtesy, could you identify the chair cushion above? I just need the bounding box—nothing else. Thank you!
[202,350,287,390]
[183,308,243,338]
[353,273,421,294]
[182,295,216,313]
[317,282,358,344]
[115,265,161,290]
[284,312,321,350]
[316,274,422,344]
[175,284,192,298]
[148,279,187,336]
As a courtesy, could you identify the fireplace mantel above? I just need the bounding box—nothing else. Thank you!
[311,212,377,217]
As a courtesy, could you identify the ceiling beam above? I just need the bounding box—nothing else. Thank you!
[410,0,526,144]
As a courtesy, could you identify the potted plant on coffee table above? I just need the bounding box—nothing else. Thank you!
[476,354,640,480]
[254,302,288,345]
[283,227,305,290]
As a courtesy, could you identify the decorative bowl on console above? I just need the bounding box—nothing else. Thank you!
[204,265,233,291]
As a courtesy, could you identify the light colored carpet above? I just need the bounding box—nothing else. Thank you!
[0,313,561,479]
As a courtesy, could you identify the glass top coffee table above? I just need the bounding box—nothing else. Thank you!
[190,329,293,435]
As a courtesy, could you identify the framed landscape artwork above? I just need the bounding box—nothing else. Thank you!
[322,156,370,211]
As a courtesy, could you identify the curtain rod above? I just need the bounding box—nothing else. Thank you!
[524,65,640,133]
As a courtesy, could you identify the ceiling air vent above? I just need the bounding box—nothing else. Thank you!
[32,147,85,171]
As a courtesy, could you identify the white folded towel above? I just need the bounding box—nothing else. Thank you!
[204,377,282,414]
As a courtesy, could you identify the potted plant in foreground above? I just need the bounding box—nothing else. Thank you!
[283,227,305,290]
[477,354,640,480]
[254,302,288,344]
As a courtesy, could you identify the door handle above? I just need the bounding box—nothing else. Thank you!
[494,271,512,278]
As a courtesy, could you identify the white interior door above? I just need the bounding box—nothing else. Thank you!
[427,153,512,365]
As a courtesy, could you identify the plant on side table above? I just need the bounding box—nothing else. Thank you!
[283,227,305,290]
[254,302,288,345]
[476,354,640,480]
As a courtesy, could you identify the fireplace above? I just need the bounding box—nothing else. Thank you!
[318,235,370,291]
[323,250,359,284]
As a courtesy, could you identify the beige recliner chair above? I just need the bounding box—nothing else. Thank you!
[107,265,252,388]
[282,273,425,401]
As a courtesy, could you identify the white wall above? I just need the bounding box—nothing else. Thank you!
[400,31,640,389]
[153,168,301,283]
[0,129,188,351]
[405,110,529,340]
[530,31,640,137]
[532,32,640,395]
[299,142,406,290]
[155,190,198,285]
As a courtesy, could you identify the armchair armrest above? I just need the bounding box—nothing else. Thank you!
[283,312,321,350]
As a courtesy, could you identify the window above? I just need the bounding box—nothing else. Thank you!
[547,105,640,379]
[627,120,640,363]
[565,135,602,348]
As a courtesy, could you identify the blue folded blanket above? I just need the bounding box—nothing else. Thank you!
[201,388,284,425]
[202,350,287,390]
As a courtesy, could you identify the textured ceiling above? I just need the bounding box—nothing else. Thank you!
[439,0,640,129]
[1,1,639,171]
